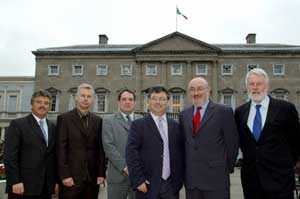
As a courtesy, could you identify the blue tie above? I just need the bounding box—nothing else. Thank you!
[39,120,48,146]
[253,104,262,141]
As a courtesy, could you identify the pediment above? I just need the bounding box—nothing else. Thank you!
[134,32,221,53]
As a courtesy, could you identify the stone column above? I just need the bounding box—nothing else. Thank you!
[161,61,167,87]
[211,60,218,102]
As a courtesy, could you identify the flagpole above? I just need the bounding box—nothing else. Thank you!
[176,5,178,31]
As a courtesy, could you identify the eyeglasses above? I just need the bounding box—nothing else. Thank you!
[150,97,168,102]
[189,87,208,93]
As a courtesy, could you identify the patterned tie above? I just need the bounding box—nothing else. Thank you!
[158,117,170,180]
[253,104,262,141]
[126,115,132,127]
[193,107,202,135]
[39,120,48,146]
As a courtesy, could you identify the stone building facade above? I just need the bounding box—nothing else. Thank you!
[0,76,34,144]
[32,32,300,116]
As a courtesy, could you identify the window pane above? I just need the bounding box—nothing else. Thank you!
[172,64,182,75]
[196,64,207,75]
[97,94,106,112]
[222,65,232,74]
[51,95,56,111]
[97,65,107,75]
[122,65,132,75]
[223,95,232,107]
[8,96,17,112]
[146,64,157,75]
[171,94,181,113]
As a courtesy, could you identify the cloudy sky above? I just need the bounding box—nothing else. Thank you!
[1,0,300,76]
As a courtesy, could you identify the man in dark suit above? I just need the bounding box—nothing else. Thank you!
[235,68,300,199]
[102,89,142,199]
[4,91,58,199]
[179,77,239,199]
[56,83,106,199]
[126,86,184,199]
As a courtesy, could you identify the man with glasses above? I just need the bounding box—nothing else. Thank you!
[126,86,184,199]
[4,91,58,199]
[179,77,239,199]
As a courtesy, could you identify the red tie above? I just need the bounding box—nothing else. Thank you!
[193,107,201,135]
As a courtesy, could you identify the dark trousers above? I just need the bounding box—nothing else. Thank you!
[243,186,294,199]
[135,178,179,199]
[186,188,229,199]
[59,180,99,199]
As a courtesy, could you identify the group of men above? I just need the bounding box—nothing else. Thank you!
[3,68,300,199]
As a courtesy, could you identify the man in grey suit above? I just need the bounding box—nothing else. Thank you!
[102,89,142,199]
[179,77,239,199]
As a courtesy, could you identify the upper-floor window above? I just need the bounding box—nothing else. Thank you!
[72,64,83,76]
[171,63,183,75]
[48,64,59,76]
[221,64,233,75]
[247,64,259,72]
[121,64,132,76]
[96,64,108,76]
[196,64,208,75]
[7,95,18,112]
[146,64,157,76]
[273,64,285,76]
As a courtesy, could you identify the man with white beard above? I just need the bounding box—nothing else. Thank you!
[235,68,300,199]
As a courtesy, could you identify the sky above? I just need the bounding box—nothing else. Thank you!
[1,0,300,76]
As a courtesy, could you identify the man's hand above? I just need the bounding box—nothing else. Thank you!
[123,167,129,176]
[97,177,105,185]
[12,182,24,195]
[137,182,148,193]
[62,177,74,187]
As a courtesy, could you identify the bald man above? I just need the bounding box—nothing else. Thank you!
[179,77,239,199]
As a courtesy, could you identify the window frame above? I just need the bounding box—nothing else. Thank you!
[96,64,108,76]
[72,64,84,76]
[145,64,157,76]
[121,64,133,76]
[48,64,59,76]
[273,64,285,76]
[171,63,183,76]
[196,64,208,75]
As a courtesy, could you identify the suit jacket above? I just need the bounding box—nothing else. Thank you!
[102,112,142,184]
[179,101,239,191]
[235,97,300,193]
[126,114,184,199]
[4,114,57,196]
[56,108,106,184]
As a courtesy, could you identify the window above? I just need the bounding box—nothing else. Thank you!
[170,94,183,113]
[273,64,285,76]
[220,94,236,109]
[196,64,208,75]
[72,64,83,76]
[121,64,132,75]
[48,64,59,76]
[247,64,258,71]
[270,88,289,101]
[146,64,157,75]
[96,65,108,76]
[7,95,17,112]
[68,94,76,110]
[221,64,233,75]
[96,94,107,112]
[171,64,183,75]
[143,93,149,112]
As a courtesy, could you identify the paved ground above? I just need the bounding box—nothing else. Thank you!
[1,169,244,199]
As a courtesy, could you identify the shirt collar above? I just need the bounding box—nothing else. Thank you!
[120,111,134,121]
[32,113,46,124]
[251,95,270,109]
[150,112,167,122]
[194,99,209,111]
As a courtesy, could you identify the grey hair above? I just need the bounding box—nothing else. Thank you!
[76,83,95,97]
[245,68,269,86]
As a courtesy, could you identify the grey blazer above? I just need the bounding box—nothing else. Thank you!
[102,112,142,183]
[179,101,239,191]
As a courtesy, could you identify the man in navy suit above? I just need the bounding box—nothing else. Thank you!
[179,77,239,199]
[235,68,300,199]
[126,86,184,199]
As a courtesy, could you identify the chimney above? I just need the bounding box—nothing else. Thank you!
[246,33,256,44]
[98,34,108,44]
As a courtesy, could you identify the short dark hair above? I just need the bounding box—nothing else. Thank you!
[118,89,136,101]
[30,90,52,105]
[148,86,170,100]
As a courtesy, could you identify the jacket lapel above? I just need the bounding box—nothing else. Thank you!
[28,114,48,146]
[116,112,130,131]
[145,114,163,142]
[198,101,215,132]
[70,109,88,136]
